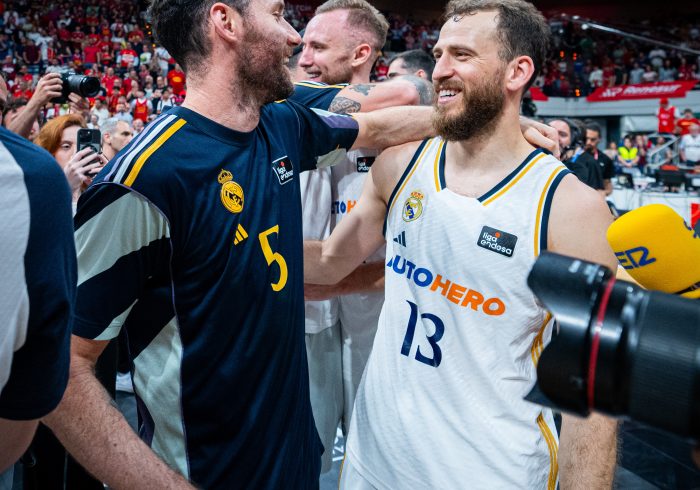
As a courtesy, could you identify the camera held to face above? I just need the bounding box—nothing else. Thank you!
[51,71,101,104]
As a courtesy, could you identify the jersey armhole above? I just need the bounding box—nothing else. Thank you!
[382,138,431,237]
[537,168,571,255]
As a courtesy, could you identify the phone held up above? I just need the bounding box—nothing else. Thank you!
[77,128,102,155]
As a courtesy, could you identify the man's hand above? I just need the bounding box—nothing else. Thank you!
[68,93,91,120]
[519,116,560,158]
[304,283,338,301]
[31,72,63,106]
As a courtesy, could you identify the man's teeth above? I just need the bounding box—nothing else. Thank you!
[440,90,459,97]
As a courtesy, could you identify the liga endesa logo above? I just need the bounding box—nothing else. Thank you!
[387,254,506,316]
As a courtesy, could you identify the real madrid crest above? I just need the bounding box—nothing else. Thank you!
[218,169,244,214]
[402,190,424,222]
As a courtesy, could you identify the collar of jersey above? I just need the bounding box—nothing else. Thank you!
[167,106,256,146]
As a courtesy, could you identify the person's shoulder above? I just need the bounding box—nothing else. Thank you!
[0,127,66,185]
[372,139,428,200]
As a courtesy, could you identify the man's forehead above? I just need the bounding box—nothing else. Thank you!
[306,9,349,38]
[435,10,499,51]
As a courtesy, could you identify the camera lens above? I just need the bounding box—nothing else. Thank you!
[528,252,700,440]
[66,74,100,98]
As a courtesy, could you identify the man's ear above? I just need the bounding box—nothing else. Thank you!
[351,43,374,69]
[505,55,535,94]
[210,2,243,44]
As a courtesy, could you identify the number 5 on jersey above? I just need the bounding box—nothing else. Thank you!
[401,300,445,367]
[258,225,288,291]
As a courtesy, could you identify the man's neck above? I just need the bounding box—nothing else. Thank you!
[181,61,262,133]
[446,109,535,175]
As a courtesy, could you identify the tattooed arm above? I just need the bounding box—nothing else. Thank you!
[328,76,434,114]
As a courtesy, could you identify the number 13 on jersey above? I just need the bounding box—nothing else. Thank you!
[401,300,445,368]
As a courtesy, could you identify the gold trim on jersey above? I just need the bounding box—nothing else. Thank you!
[433,139,446,192]
[387,138,437,218]
[531,312,552,367]
[537,412,559,490]
[481,153,546,206]
[124,119,187,187]
[533,166,568,256]
[294,81,348,90]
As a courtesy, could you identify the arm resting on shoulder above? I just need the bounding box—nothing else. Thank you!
[44,336,193,489]
[351,106,434,151]
[304,260,385,301]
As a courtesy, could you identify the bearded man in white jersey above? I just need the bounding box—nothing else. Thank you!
[304,0,618,488]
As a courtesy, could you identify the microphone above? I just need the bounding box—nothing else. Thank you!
[606,204,700,299]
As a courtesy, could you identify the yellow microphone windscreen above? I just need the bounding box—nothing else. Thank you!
[606,204,700,297]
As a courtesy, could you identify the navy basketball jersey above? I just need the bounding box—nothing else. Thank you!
[74,103,358,488]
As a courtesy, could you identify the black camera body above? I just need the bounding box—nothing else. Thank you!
[527,252,700,440]
[51,71,100,104]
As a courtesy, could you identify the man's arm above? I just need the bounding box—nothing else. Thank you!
[351,106,435,151]
[8,73,63,138]
[0,419,37,472]
[304,261,384,301]
[328,75,434,115]
[548,175,618,489]
[305,142,419,285]
[44,337,193,488]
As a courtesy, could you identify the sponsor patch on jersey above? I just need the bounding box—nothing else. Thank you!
[402,191,424,222]
[218,169,244,214]
[272,156,294,185]
[477,226,518,258]
[356,156,375,173]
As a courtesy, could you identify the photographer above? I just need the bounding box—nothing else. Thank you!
[7,73,91,139]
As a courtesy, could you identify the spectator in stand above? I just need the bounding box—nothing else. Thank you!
[91,96,110,126]
[659,59,677,82]
[373,58,388,81]
[131,89,150,123]
[588,65,603,88]
[387,49,435,80]
[648,136,670,165]
[113,99,133,125]
[118,42,138,72]
[83,36,101,69]
[6,72,63,139]
[154,45,171,77]
[634,134,648,167]
[139,44,152,68]
[33,114,107,206]
[167,63,186,95]
[679,58,694,80]
[648,47,666,69]
[641,64,658,83]
[677,108,700,135]
[132,117,144,135]
[680,124,700,165]
[153,87,175,114]
[629,62,644,84]
[618,136,640,170]
[99,117,133,161]
[657,97,681,134]
[604,141,618,162]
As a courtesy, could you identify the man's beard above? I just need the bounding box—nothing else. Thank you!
[432,70,505,142]
[238,25,294,105]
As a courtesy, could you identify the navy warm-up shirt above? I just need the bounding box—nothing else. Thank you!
[0,127,75,420]
[73,103,358,488]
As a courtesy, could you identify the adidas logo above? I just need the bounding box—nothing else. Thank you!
[393,231,407,247]
[234,224,248,245]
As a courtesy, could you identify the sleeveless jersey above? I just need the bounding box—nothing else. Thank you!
[657,106,677,133]
[346,137,571,489]
[133,98,149,123]
[331,149,384,335]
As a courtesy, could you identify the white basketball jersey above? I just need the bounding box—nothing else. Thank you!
[300,167,338,334]
[331,149,385,335]
[346,137,571,489]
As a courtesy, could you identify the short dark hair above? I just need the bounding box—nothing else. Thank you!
[148,0,250,73]
[389,49,436,81]
[444,0,550,92]
[585,122,602,136]
[315,0,389,52]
